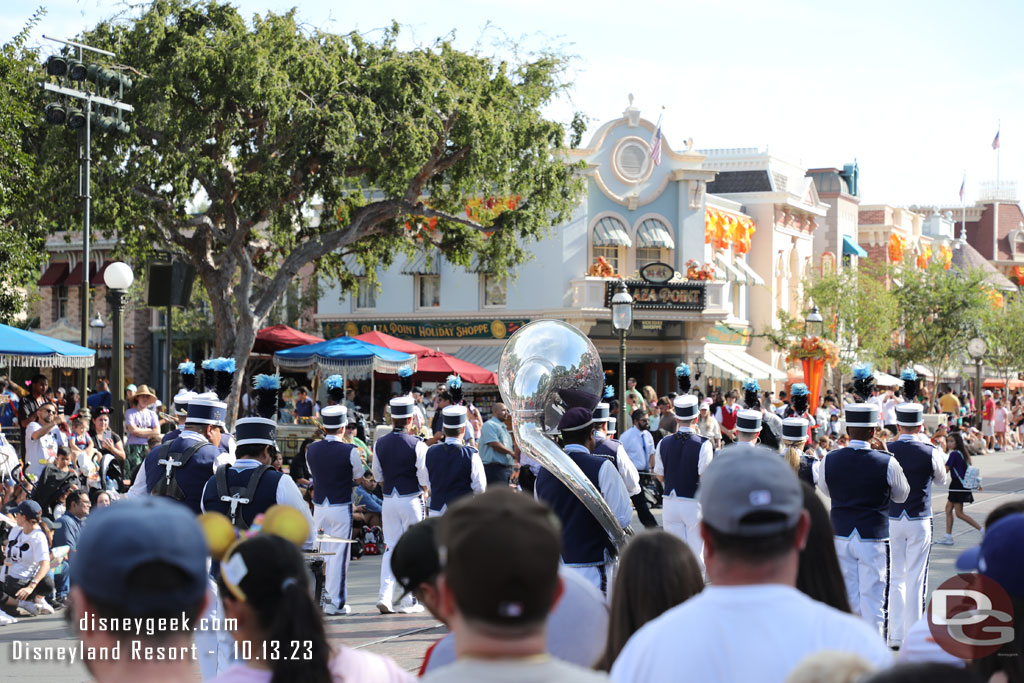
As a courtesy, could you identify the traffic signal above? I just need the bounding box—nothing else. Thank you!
[44,103,66,125]
[66,107,87,130]
[45,55,67,77]
[86,63,132,93]
[66,58,87,81]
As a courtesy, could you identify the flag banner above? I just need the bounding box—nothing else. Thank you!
[959,175,965,202]
[993,130,1000,150]
[650,117,663,166]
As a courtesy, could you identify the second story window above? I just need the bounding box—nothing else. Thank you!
[56,286,68,320]
[356,277,376,309]
[482,274,507,307]
[635,217,675,272]
[417,274,440,309]
[591,215,632,276]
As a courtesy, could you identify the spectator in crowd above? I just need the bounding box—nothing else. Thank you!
[654,397,676,444]
[938,386,961,421]
[714,390,740,444]
[25,400,65,479]
[422,488,609,682]
[478,403,517,486]
[624,378,645,414]
[216,532,412,682]
[0,378,18,428]
[619,409,656,475]
[342,420,372,466]
[1,500,54,618]
[796,482,851,613]
[993,399,1009,451]
[292,386,319,423]
[610,447,891,682]
[598,530,703,670]
[88,488,112,508]
[89,409,128,492]
[33,446,81,518]
[85,378,111,415]
[51,489,90,606]
[935,431,983,545]
[980,390,995,450]
[640,385,658,414]
[17,374,48,435]
[353,474,383,529]
[123,385,161,476]
[694,400,722,450]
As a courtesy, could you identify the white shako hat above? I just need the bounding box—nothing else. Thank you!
[186,394,227,427]
[592,402,611,423]
[321,404,348,429]
[673,395,699,421]
[442,405,468,428]
[845,403,880,427]
[782,417,809,441]
[234,417,278,447]
[607,417,617,433]
[173,390,197,414]
[736,409,763,433]
[895,403,924,427]
[390,396,415,419]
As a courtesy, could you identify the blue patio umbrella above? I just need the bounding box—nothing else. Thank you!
[0,323,96,368]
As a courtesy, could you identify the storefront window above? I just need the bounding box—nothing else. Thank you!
[417,274,441,308]
[482,274,507,307]
[593,245,620,274]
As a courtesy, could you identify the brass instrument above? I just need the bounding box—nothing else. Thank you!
[498,319,631,550]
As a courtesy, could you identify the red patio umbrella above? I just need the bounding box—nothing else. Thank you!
[354,330,496,384]
[253,325,325,354]
[354,331,445,357]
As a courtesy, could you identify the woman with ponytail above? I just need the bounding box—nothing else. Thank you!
[213,534,412,683]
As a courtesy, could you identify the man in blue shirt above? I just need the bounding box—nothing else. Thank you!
[86,378,112,414]
[52,489,91,604]
[478,403,517,485]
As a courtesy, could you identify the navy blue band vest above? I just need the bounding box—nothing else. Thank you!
[824,447,892,539]
[797,455,816,487]
[375,431,422,496]
[659,432,707,499]
[306,439,357,505]
[202,466,283,529]
[887,440,935,519]
[425,443,475,512]
[535,450,614,565]
[592,437,621,463]
[143,435,221,515]
[161,427,182,444]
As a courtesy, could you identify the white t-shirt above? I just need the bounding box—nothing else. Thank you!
[25,422,61,479]
[610,584,892,683]
[5,526,49,581]
[422,656,608,683]
[896,614,965,668]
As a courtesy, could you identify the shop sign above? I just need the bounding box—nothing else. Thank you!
[323,319,529,340]
[604,280,705,311]
[640,262,675,284]
[705,324,752,346]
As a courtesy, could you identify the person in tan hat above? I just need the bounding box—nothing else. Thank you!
[124,384,160,477]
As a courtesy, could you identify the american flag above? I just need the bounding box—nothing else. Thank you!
[959,174,965,202]
[650,115,663,166]
[993,129,1000,150]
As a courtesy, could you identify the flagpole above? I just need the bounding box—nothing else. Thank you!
[996,120,1001,193]
[961,170,966,245]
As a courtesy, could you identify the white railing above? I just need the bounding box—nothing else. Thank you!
[978,181,1018,202]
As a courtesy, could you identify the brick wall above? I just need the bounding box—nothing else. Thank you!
[859,209,885,225]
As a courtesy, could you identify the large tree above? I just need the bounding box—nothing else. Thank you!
[978,296,1024,391]
[0,9,49,324]
[24,0,583,418]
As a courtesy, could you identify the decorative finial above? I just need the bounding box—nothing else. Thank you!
[628,93,634,106]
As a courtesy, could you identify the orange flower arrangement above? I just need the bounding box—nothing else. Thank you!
[916,244,931,269]
[888,233,907,263]
[938,244,953,270]
[685,259,715,281]
[785,336,840,367]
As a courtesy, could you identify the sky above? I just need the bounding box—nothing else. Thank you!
[5,0,1024,206]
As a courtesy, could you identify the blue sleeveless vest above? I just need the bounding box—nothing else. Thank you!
[143,435,220,514]
[535,450,613,565]
[797,455,816,487]
[375,431,422,496]
[201,465,283,529]
[593,437,621,464]
[660,432,707,499]
[425,443,476,512]
[162,427,182,444]
[887,440,935,519]
[306,439,357,505]
[824,447,892,539]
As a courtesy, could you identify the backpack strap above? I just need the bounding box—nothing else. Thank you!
[216,463,272,527]
[156,440,206,487]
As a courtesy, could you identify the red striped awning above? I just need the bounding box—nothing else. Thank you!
[38,262,70,287]
[64,261,112,287]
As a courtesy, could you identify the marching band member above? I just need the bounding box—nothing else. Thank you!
[743,377,783,451]
[781,417,813,483]
[372,396,429,614]
[424,405,486,516]
[163,361,198,444]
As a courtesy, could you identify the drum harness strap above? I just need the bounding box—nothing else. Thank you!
[215,463,272,528]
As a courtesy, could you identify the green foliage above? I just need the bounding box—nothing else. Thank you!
[15,0,583,413]
[979,296,1024,385]
[0,9,49,323]
[888,261,989,380]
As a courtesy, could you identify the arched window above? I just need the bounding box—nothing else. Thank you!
[634,216,675,271]
[590,214,632,274]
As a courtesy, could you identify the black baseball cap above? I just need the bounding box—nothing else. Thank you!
[438,488,561,626]
[392,518,441,600]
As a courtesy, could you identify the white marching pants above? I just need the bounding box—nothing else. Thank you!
[565,561,616,599]
[313,503,353,610]
[662,497,704,573]
[196,575,235,680]
[378,493,426,604]
[887,517,932,645]
[835,534,891,640]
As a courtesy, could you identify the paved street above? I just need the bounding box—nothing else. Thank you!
[1,447,1021,681]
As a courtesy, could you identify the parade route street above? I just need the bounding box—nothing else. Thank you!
[2,447,1022,681]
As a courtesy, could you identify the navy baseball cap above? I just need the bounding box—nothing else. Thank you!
[956,513,1024,597]
[13,500,42,520]
[71,497,208,615]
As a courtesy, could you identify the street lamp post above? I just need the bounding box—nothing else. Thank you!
[968,337,987,426]
[610,281,634,413]
[89,312,106,389]
[104,262,133,436]
[805,305,824,338]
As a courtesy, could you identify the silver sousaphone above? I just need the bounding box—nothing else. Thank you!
[498,319,631,550]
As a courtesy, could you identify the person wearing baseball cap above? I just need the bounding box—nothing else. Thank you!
[127,393,228,514]
[1,500,54,618]
[592,403,652,528]
[884,402,949,647]
[815,402,910,640]
[372,395,430,615]
[424,406,486,518]
[694,399,722,450]
[652,394,713,573]
[612,446,891,682]
[535,406,632,595]
[422,489,609,683]
[68,497,209,682]
[303,404,365,616]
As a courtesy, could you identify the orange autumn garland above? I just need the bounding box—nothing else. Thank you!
[916,244,932,269]
[888,233,907,263]
[705,209,756,255]
[938,244,952,270]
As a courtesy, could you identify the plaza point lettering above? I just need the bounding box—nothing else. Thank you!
[603,280,706,311]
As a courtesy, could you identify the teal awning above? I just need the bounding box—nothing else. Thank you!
[843,234,867,258]
[592,216,632,247]
[636,218,675,249]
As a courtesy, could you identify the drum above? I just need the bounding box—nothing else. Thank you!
[303,553,327,608]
